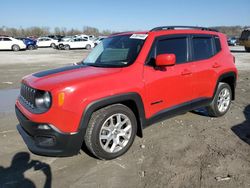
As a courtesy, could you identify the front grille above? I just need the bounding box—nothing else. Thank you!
[20,83,37,109]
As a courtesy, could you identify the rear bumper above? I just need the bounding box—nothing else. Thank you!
[15,106,84,157]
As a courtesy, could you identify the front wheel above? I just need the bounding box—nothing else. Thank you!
[206,82,232,117]
[85,104,137,160]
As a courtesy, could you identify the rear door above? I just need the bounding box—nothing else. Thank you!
[190,34,220,99]
[144,35,195,117]
[37,38,45,47]
[44,38,52,47]
[0,37,13,49]
[79,38,88,48]
[71,38,82,48]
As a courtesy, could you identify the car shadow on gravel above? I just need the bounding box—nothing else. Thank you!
[0,152,52,188]
[191,107,209,117]
[231,105,250,145]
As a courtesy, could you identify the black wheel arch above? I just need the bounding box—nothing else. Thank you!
[78,92,146,139]
[214,71,237,100]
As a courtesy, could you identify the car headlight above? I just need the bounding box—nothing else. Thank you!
[35,91,52,109]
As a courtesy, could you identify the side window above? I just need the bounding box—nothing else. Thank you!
[3,38,11,41]
[157,37,188,64]
[214,36,221,54]
[192,37,213,61]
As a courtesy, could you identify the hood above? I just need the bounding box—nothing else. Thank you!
[23,65,122,91]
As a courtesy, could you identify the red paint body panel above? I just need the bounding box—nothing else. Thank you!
[16,29,238,134]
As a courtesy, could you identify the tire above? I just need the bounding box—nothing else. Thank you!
[64,45,70,50]
[206,82,232,117]
[28,45,35,50]
[12,45,20,51]
[86,44,91,50]
[245,47,250,52]
[51,43,56,48]
[85,104,137,160]
[59,44,64,50]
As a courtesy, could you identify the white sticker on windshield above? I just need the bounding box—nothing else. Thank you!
[130,34,148,40]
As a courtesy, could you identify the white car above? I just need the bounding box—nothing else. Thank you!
[36,37,58,48]
[94,36,107,46]
[0,36,26,51]
[74,34,95,41]
[59,38,95,50]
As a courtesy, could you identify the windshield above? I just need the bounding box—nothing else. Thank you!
[83,35,145,67]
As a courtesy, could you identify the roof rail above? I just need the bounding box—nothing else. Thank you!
[150,26,218,32]
[109,31,133,36]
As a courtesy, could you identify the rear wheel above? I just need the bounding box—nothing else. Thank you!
[86,44,91,50]
[28,45,35,50]
[245,47,250,52]
[206,82,232,117]
[51,43,56,48]
[64,45,70,50]
[12,45,20,51]
[85,104,137,160]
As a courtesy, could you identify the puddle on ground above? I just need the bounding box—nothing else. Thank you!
[0,89,19,113]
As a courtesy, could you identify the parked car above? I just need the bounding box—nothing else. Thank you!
[16,37,37,50]
[94,36,107,46]
[15,26,237,160]
[58,38,94,50]
[239,29,250,52]
[46,35,65,41]
[74,34,94,41]
[227,37,237,46]
[0,36,26,51]
[88,35,95,40]
[58,36,73,42]
[36,37,58,48]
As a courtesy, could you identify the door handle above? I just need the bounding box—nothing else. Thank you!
[181,69,192,76]
[212,62,221,68]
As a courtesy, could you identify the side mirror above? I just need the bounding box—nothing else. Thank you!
[156,54,176,66]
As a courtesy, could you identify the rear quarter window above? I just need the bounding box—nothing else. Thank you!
[192,37,213,61]
[214,36,222,54]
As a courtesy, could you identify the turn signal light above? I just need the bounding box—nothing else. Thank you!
[58,92,65,106]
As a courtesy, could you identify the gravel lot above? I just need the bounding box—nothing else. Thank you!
[0,46,249,188]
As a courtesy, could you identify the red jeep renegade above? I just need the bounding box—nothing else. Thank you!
[16,26,237,160]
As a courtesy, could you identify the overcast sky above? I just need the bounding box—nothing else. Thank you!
[1,0,249,31]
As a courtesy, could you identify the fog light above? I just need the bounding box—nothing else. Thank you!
[35,136,55,147]
[38,124,51,130]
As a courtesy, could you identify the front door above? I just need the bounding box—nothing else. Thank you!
[144,35,195,117]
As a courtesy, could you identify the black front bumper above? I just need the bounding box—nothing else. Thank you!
[15,106,84,157]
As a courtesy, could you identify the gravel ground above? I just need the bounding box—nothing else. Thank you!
[0,46,249,188]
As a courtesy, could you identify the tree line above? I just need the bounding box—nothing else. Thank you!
[211,26,250,37]
[0,26,114,37]
[0,25,249,38]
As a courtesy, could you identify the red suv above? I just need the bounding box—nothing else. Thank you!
[16,26,237,160]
